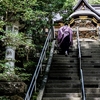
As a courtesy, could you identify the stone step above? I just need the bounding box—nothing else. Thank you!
[51,65,100,69]
[48,76,79,80]
[47,79,99,84]
[51,65,78,67]
[85,88,100,94]
[53,58,100,62]
[50,67,78,70]
[45,88,100,94]
[82,64,100,66]
[82,46,100,48]
[82,65,100,68]
[84,84,99,88]
[52,59,78,62]
[83,73,100,76]
[48,77,100,87]
[81,64,100,67]
[81,53,100,56]
[53,53,78,59]
[82,53,100,55]
[45,88,81,93]
[46,81,99,88]
[50,69,100,74]
[86,97,100,100]
[82,53,100,56]
[47,80,80,83]
[86,93,100,97]
[46,83,81,88]
[81,58,100,61]
[81,57,100,59]
[81,45,100,48]
[51,64,100,68]
[83,76,100,81]
[52,61,100,65]
[49,76,79,80]
[43,93,81,97]
[82,55,100,57]
[53,56,77,61]
[50,68,100,72]
[52,61,78,64]
[51,63,78,65]
[47,81,99,88]
[81,48,100,51]
[50,69,78,73]
[47,79,100,87]
[53,57,100,65]
[49,73,78,77]
[42,97,81,100]
[81,48,100,50]
[53,52,77,55]
[83,65,100,68]
[48,74,79,79]
[81,50,100,53]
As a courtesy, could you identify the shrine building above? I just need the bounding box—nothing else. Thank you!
[54,0,100,40]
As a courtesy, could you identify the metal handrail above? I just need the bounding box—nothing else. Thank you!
[76,27,86,100]
[24,27,53,100]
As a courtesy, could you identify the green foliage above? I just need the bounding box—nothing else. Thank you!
[23,61,36,72]
[0,0,74,92]
[61,0,74,22]
[0,0,74,32]
[18,73,32,81]
[14,61,36,81]
[0,73,21,81]
[89,0,100,4]
[16,47,26,58]
[0,21,5,32]
[0,96,10,100]
[0,63,5,72]
[1,32,26,47]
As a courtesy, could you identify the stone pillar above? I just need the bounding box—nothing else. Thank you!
[4,24,19,74]
[0,24,27,100]
[25,36,32,61]
[4,46,16,74]
[0,46,27,100]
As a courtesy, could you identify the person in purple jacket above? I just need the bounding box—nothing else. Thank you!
[57,23,73,56]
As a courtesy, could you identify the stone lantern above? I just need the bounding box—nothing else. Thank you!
[4,25,18,74]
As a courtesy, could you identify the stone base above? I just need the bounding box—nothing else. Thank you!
[0,74,27,99]
[0,95,24,100]
[0,82,27,94]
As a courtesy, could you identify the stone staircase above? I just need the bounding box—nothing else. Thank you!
[41,39,100,100]
[80,40,100,100]
[42,42,81,100]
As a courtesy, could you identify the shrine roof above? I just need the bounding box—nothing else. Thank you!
[53,0,100,22]
[73,0,100,16]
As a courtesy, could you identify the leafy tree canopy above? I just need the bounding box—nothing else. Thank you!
[89,0,100,4]
[0,0,74,33]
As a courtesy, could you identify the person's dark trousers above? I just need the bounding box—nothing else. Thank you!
[60,35,70,54]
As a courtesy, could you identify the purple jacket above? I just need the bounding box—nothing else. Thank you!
[57,25,73,46]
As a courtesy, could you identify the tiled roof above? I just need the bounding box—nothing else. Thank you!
[70,0,100,22]
[70,10,100,20]
[53,0,100,22]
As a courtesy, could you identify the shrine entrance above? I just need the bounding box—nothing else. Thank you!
[70,17,99,40]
